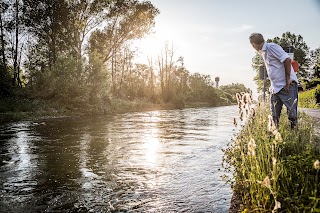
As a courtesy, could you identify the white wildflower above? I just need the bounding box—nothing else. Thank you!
[272,157,277,166]
[268,115,277,132]
[274,130,283,142]
[314,160,320,170]
[262,176,271,188]
[272,200,281,212]
[247,138,256,156]
[240,111,244,121]
[236,93,241,106]
[242,93,248,104]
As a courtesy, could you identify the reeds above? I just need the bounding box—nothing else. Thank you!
[224,93,320,212]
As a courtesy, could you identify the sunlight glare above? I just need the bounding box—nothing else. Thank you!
[142,134,160,167]
[134,23,180,64]
[141,111,162,167]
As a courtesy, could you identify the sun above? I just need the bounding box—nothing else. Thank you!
[133,23,179,64]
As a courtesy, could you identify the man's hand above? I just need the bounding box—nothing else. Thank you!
[285,79,294,93]
[285,81,290,93]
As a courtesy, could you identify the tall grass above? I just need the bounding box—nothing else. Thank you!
[224,93,320,212]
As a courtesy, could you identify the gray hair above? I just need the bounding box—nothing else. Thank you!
[249,33,265,44]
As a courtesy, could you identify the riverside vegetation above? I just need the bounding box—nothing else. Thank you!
[224,92,320,212]
[299,83,320,109]
[0,0,253,123]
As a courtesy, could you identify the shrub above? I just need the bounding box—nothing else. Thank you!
[224,93,320,212]
[299,85,320,109]
[306,78,320,89]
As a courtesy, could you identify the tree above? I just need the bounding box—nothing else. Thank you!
[23,0,71,70]
[175,56,190,99]
[188,73,216,103]
[1,0,25,87]
[0,1,12,97]
[87,0,159,100]
[251,53,271,94]
[88,0,159,63]
[220,83,251,103]
[156,42,175,101]
[0,2,8,68]
[309,47,320,79]
[65,0,118,65]
[266,32,310,79]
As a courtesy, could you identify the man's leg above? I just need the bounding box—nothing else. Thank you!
[270,92,283,127]
[278,84,298,128]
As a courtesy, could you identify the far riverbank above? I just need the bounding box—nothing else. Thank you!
[0,98,234,123]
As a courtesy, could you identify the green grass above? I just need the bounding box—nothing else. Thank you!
[224,93,320,212]
[299,85,320,109]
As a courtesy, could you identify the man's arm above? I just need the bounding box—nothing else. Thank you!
[284,57,292,92]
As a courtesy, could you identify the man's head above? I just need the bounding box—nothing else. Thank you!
[249,33,265,51]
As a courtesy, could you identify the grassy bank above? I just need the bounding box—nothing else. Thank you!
[298,84,320,109]
[0,97,231,123]
[224,93,320,212]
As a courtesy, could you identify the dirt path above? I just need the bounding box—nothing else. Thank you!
[300,108,320,119]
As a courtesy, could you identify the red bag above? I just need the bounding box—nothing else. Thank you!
[291,60,299,72]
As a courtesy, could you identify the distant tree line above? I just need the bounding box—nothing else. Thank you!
[0,0,250,113]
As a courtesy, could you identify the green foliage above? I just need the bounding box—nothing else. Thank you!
[16,0,160,113]
[86,51,110,104]
[0,66,13,97]
[0,97,51,113]
[187,73,216,103]
[224,98,320,212]
[88,0,159,63]
[266,32,310,79]
[3,6,320,119]
[220,83,252,103]
[251,52,271,94]
[305,78,320,89]
[299,84,320,109]
[309,47,320,79]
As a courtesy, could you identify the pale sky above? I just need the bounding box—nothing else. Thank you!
[133,0,320,98]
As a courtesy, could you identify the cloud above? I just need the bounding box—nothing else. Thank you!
[229,24,254,33]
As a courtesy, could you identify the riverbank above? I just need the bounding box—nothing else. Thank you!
[0,97,234,123]
[226,102,320,212]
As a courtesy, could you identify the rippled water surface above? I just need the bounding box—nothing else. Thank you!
[0,106,240,212]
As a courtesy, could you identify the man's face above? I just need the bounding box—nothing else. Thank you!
[250,42,259,51]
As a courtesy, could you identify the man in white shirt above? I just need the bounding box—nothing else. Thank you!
[249,33,299,129]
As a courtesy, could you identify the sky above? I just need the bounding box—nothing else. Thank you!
[133,0,320,98]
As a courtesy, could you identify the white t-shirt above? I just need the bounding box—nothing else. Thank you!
[260,42,299,94]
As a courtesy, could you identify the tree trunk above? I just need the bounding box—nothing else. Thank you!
[0,11,6,67]
[111,48,115,95]
[13,0,19,86]
[51,4,56,68]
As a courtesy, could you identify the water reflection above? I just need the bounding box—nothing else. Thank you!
[0,106,239,212]
[0,122,40,211]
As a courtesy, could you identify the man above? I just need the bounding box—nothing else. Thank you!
[249,33,299,129]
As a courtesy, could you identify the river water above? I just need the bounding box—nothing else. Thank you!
[0,105,240,212]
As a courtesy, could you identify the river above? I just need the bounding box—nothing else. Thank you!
[0,105,240,212]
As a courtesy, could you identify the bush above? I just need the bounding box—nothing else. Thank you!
[306,78,320,89]
[223,94,320,212]
[299,85,320,109]
[315,84,320,104]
